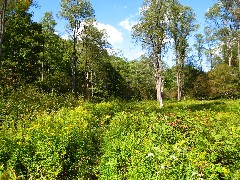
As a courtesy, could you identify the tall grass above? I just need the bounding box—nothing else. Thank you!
[0,92,239,179]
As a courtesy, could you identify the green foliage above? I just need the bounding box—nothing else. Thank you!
[164,65,204,99]
[192,64,240,99]
[40,13,72,93]
[208,64,240,98]
[2,10,43,86]
[99,100,240,179]
[205,0,239,68]
[59,0,95,29]
[1,94,240,179]
[0,87,80,126]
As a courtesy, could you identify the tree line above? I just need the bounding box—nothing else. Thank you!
[0,0,239,104]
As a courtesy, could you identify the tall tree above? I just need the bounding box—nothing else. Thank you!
[79,20,110,99]
[2,11,43,85]
[1,0,32,61]
[59,0,94,93]
[0,0,7,59]
[205,0,239,69]
[204,26,218,69]
[193,33,205,70]
[133,0,171,107]
[169,2,197,101]
[40,12,57,82]
[1,0,43,87]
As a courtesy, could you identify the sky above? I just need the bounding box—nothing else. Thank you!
[29,0,217,64]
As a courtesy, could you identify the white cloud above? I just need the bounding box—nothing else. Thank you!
[61,34,69,40]
[127,49,145,60]
[94,22,123,45]
[119,18,137,32]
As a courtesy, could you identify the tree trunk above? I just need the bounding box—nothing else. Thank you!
[238,25,240,71]
[72,27,77,93]
[0,0,7,59]
[227,40,233,67]
[90,69,93,98]
[177,71,182,101]
[41,61,44,81]
[175,48,182,101]
[154,50,163,107]
[209,47,213,70]
[238,35,240,71]
[156,72,163,107]
[229,50,233,67]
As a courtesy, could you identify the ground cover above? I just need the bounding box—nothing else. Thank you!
[0,97,239,179]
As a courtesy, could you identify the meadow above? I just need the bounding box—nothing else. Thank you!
[0,91,240,179]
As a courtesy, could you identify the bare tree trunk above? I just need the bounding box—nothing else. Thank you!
[155,52,163,107]
[238,25,240,71]
[229,50,233,67]
[0,0,7,59]
[41,61,44,81]
[177,71,182,101]
[227,40,233,66]
[90,69,93,98]
[175,48,182,101]
[156,72,163,107]
[238,36,240,71]
[72,26,77,93]
[83,41,89,100]
[41,40,45,82]
[210,47,213,70]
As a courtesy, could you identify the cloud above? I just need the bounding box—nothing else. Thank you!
[125,48,145,60]
[61,34,69,40]
[119,18,137,32]
[94,22,123,45]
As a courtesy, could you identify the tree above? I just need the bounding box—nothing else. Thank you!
[133,0,171,107]
[1,0,32,59]
[2,10,43,85]
[169,1,197,101]
[79,20,110,99]
[205,0,240,69]
[0,0,7,59]
[208,64,240,98]
[39,12,72,93]
[41,11,56,34]
[59,0,94,94]
[1,0,43,87]
[120,56,155,100]
[40,12,57,82]
[204,26,218,69]
[193,33,205,70]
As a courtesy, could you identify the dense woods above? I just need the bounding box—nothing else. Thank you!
[0,0,239,101]
[0,0,240,179]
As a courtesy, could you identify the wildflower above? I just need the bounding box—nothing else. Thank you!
[160,164,165,169]
[147,152,154,157]
[170,155,177,160]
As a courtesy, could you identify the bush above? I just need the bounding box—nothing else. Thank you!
[207,64,240,99]
[1,99,240,179]
[98,100,240,179]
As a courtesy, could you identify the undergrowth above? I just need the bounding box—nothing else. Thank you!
[0,91,240,179]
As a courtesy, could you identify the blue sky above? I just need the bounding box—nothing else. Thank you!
[30,0,217,63]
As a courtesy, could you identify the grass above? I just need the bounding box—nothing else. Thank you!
[0,92,240,179]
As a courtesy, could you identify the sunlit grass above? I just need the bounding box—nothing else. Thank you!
[0,94,240,179]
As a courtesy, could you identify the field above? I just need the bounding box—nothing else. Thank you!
[0,92,240,179]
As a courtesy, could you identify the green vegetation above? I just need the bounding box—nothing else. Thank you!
[1,0,240,179]
[1,93,239,179]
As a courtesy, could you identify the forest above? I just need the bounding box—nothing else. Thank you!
[0,0,240,179]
